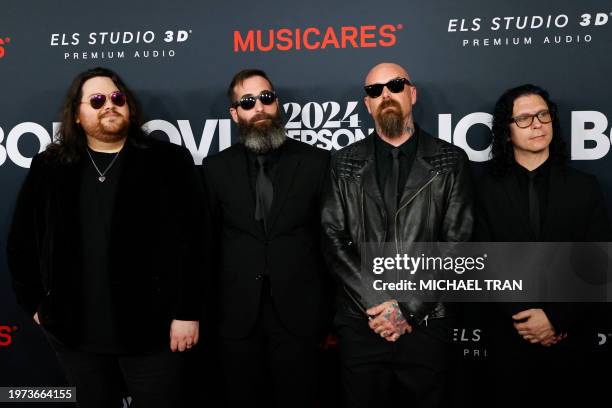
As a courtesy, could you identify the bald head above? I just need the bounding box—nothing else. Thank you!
[363,62,417,144]
[365,62,412,86]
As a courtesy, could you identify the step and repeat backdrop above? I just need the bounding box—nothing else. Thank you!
[1,0,611,406]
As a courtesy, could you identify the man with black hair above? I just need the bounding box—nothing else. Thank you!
[201,69,330,407]
[8,67,203,408]
[475,84,612,407]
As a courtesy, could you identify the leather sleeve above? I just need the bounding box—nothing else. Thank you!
[321,163,387,312]
[399,149,474,325]
[439,150,474,243]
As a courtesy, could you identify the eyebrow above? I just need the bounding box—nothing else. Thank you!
[238,89,272,98]
[84,90,120,97]
[513,108,548,116]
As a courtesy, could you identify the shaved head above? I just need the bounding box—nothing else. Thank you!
[365,62,412,86]
[363,62,417,143]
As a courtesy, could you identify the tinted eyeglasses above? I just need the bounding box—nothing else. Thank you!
[231,90,277,110]
[511,109,552,128]
[81,91,127,110]
[364,78,412,98]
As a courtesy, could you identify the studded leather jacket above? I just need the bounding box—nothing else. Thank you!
[322,127,474,326]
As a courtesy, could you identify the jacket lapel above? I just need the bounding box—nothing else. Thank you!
[110,144,144,231]
[361,137,385,209]
[540,164,565,240]
[56,161,82,222]
[398,133,435,209]
[398,157,434,209]
[55,160,83,270]
[501,172,533,239]
[222,144,265,237]
[266,139,301,234]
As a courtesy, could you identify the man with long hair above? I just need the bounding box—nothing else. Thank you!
[7,67,204,407]
[475,84,611,407]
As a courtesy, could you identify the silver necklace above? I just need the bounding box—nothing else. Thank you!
[86,148,121,183]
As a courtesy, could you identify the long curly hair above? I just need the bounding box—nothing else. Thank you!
[46,67,148,163]
[490,84,567,175]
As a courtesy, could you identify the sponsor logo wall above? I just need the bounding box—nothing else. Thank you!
[1,0,610,403]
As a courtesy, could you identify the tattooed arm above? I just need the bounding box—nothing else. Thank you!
[366,300,412,342]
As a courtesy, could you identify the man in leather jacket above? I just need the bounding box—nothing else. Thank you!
[321,62,473,407]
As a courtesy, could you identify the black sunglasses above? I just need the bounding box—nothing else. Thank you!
[231,90,277,110]
[364,78,412,98]
[81,91,127,110]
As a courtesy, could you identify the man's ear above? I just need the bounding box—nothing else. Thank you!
[364,96,372,115]
[229,107,238,124]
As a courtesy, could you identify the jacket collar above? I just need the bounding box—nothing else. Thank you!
[221,138,302,237]
[499,161,568,240]
[361,126,437,209]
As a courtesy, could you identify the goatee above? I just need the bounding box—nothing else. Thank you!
[237,112,286,154]
[376,99,405,138]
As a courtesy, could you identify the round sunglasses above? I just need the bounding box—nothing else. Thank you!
[81,91,127,110]
[231,90,277,110]
[364,78,413,98]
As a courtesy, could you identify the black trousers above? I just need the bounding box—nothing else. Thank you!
[219,281,318,408]
[335,311,455,408]
[52,346,185,408]
[486,339,596,408]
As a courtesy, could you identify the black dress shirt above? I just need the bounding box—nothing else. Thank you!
[374,130,419,199]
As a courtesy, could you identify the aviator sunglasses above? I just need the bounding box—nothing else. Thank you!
[364,78,413,98]
[81,91,127,110]
[231,90,277,110]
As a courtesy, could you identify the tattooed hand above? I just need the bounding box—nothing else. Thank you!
[366,300,412,342]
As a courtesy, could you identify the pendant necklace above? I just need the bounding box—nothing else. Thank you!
[86,148,121,183]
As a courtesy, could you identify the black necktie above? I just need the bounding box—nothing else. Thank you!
[528,171,540,239]
[384,148,400,239]
[255,155,274,229]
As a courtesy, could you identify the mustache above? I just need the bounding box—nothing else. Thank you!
[378,99,401,113]
[100,109,124,118]
[250,112,275,123]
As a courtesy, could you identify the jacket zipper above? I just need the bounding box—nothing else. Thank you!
[394,171,440,253]
[393,171,440,325]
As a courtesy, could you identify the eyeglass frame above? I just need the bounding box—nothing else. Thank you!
[80,91,127,110]
[510,109,553,128]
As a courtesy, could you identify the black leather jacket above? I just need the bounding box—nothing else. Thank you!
[322,127,473,326]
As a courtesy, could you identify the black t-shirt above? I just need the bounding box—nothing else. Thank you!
[78,147,125,353]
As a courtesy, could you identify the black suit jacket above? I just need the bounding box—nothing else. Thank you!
[201,138,331,339]
[7,139,204,351]
[475,162,612,346]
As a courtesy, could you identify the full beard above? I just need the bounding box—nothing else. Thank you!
[85,113,130,144]
[376,99,405,138]
[237,112,286,154]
